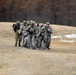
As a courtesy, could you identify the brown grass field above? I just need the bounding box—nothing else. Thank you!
[0,22,76,75]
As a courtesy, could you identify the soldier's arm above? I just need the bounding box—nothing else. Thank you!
[18,26,23,34]
[37,31,41,37]
[26,26,30,32]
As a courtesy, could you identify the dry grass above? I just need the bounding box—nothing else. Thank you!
[0,22,76,75]
[51,24,76,35]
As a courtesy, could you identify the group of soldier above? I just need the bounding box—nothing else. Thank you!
[12,20,53,50]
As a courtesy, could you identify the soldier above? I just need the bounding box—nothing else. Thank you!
[36,24,44,48]
[26,21,37,49]
[19,20,27,47]
[45,22,53,49]
[35,23,40,48]
[36,23,40,33]
[12,21,22,47]
[37,27,46,49]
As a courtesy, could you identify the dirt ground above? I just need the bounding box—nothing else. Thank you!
[0,22,76,75]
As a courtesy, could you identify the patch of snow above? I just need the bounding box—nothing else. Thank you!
[65,34,76,39]
[52,34,76,43]
[60,40,74,43]
[51,36,62,39]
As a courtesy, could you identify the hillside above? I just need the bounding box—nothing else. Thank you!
[0,22,76,75]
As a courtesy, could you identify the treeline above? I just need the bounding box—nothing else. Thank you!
[0,0,76,26]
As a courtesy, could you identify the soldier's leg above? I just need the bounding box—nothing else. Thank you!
[31,35,37,49]
[15,33,19,47]
[22,35,25,46]
[18,39,21,47]
[15,38,18,47]
[47,42,50,48]
[18,35,22,47]
[47,36,51,49]
[24,36,28,47]
[41,39,47,49]
[38,37,42,49]
[45,36,49,49]
[37,37,41,48]
[27,35,31,48]
[36,37,39,48]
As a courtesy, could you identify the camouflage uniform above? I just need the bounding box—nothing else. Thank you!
[26,21,37,49]
[37,27,46,49]
[45,22,53,49]
[13,21,22,47]
[19,21,27,47]
[36,24,40,48]
[36,24,44,48]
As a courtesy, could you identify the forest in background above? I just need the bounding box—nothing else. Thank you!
[0,0,76,26]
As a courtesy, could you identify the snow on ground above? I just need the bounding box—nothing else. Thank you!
[52,34,76,43]
[65,34,76,38]
[0,22,76,75]
[51,36,62,39]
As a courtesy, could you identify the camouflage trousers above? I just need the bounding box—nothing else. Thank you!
[22,34,25,46]
[15,33,22,47]
[39,37,46,49]
[28,34,37,49]
[22,33,29,48]
[45,35,51,49]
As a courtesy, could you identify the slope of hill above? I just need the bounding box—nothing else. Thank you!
[0,22,76,75]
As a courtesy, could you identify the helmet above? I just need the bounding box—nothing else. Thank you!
[16,21,20,24]
[31,21,36,25]
[46,22,50,25]
[23,20,26,23]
